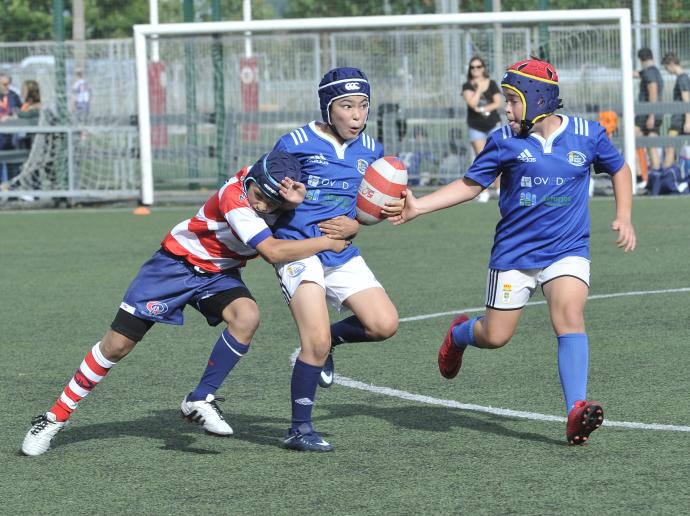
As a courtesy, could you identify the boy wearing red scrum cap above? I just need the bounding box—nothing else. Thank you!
[386,58,637,445]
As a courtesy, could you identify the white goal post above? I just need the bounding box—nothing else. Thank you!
[134,9,635,206]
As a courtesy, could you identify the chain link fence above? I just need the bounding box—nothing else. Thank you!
[1,22,689,206]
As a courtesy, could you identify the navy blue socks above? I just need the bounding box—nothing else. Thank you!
[189,328,249,401]
[290,358,322,429]
[330,315,369,346]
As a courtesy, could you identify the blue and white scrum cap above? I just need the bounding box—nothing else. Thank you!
[318,67,370,124]
[244,151,302,204]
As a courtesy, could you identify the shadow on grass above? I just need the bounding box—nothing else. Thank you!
[316,402,565,446]
[45,403,564,455]
[53,409,288,454]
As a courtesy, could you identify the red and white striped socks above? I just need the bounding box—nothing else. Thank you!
[49,342,117,422]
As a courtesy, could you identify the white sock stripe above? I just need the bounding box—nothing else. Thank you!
[79,360,105,382]
[68,378,90,398]
[59,392,79,410]
[221,332,245,357]
[91,342,116,369]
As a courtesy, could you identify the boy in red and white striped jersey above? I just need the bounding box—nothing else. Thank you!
[21,151,353,456]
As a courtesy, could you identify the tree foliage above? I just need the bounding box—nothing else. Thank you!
[0,0,55,42]
[0,0,686,43]
[84,0,149,39]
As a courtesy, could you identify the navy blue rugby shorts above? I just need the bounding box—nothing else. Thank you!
[119,249,248,326]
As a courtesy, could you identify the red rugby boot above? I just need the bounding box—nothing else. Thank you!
[566,400,604,445]
[438,314,470,379]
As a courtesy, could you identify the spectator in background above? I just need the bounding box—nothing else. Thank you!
[72,70,91,119]
[8,74,22,100]
[12,80,43,196]
[0,73,23,186]
[634,48,663,187]
[661,52,690,171]
[17,80,41,120]
[13,80,42,150]
[0,73,23,121]
[462,56,502,201]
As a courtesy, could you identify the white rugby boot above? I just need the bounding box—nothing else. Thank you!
[22,412,67,456]
[180,393,233,436]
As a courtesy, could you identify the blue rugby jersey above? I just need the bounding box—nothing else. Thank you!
[465,115,625,270]
[272,121,383,267]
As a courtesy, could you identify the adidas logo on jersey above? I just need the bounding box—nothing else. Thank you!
[306,153,329,166]
[517,149,536,163]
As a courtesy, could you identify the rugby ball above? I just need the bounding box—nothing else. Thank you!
[356,156,408,225]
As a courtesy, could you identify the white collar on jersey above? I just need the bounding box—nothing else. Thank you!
[308,121,358,160]
[528,114,569,154]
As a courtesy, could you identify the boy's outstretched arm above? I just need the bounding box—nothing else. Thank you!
[610,163,637,252]
[383,177,484,225]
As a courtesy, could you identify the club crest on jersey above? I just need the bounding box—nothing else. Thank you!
[145,300,169,316]
[357,159,368,175]
[286,262,306,277]
[567,151,587,166]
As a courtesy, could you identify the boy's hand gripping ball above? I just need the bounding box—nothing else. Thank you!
[356,156,408,225]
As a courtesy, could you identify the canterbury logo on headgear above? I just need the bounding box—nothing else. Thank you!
[318,67,371,128]
[260,181,278,196]
[318,77,369,90]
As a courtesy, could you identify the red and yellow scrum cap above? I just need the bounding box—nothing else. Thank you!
[501,58,563,133]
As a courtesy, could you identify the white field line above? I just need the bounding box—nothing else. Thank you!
[290,286,690,433]
[399,287,690,322]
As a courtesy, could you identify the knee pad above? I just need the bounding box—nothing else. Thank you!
[110,309,155,342]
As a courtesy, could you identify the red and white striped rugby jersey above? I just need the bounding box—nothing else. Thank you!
[161,167,275,272]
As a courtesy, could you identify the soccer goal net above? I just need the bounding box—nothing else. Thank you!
[0,39,139,204]
[134,9,635,205]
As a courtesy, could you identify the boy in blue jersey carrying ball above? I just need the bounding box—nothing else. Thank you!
[271,67,399,452]
[385,58,637,445]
